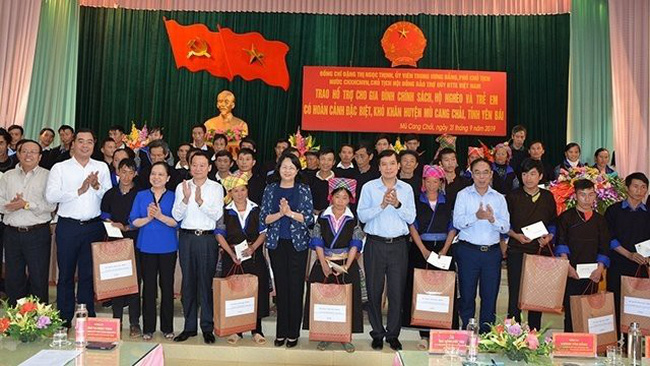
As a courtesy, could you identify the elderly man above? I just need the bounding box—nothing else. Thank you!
[137,140,182,190]
[0,139,57,305]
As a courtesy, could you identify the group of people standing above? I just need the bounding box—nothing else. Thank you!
[0,121,647,354]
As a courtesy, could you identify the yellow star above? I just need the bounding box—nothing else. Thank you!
[243,44,265,65]
[398,28,409,38]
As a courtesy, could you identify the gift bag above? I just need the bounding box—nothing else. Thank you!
[620,267,650,335]
[213,267,258,336]
[91,239,139,301]
[411,268,456,329]
[570,291,618,352]
[519,246,569,314]
[309,281,353,343]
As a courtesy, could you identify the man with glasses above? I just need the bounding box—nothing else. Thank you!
[0,140,56,305]
[453,158,510,333]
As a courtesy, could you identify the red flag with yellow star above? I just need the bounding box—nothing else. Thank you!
[163,18,290,90]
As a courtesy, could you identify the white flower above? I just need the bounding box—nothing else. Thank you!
[16,297,27,306]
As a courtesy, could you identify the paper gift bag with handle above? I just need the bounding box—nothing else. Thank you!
[92,238,139,301]
[570,289,618,352]
[519,244,569,314]
[309,278,352,343]
[411,268,456,329]
[213,265,258,336]
[620,265,650,335]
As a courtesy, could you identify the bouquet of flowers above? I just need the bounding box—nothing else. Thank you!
[124,122,149,151]
[549,166,627,215]
[479,317,553,363]
[0,296,63,342]
[288,128,319,168]
[207,127,247,144]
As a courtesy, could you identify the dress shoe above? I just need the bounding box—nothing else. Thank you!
[286,338,299,348]
[203,332,216,344]
[387,338,402,351]
[274,338,286,347]
[371,338,383,350]
[173,331,197,342]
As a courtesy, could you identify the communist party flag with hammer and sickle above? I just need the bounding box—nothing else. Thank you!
[163,18,290,91]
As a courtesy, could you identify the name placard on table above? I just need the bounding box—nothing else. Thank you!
[428,330,470,354]
[86,318,121,343]
[552,333,597,358]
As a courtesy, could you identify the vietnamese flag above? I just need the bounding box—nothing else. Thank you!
[163,18,290,90]
[217,26,290,91]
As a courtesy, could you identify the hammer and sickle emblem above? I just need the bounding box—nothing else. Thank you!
[187,37,211,58]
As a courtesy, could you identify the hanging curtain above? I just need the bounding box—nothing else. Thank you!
[0,0,42,128]
[609,0,650,177]
[78,0,571,15]
[24,0,80,140]
[567,0,613,166]
[75,8,570,165]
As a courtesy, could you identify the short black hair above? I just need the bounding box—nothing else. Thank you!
[512,125,527,135]
[318,147,335,158]
[403,134,419,143]
[17,139,42,155]
[108,125,125,134]
[520,158,544,175]
[177,142,191,150]
[149,126,163,135]
[74,128,96,141]
[191,124,207,133]
[375,134,391,145]
[528,140,544,149]
[100,137,115,149]
[212,133,227,144]
[238,147,256,160]
[625,172,649,187]
[117,158,137,171]
[214,149,233,162]
[58,125,74,133]
[113,147,136,160]
[377,149,398,163]
[276,138,290,147]
[273,153,303,182]
[151,161,171,176]
[190,150,211,164]
[283,146,299,156]
[0,128,11,144]
[574,179,595,191]
[594,148,608,159]
[470,157,492,171]
[239,137,256,151]
[304,150,318,158]
[354,141,374,156]
[399,150,419,161]
[39,127,55,136]
[8,124,24,135]
[339,143,354,153]
[564,142,581,153]
[438,147,457,159]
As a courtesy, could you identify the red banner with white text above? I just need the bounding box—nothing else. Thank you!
[301,66,507,136]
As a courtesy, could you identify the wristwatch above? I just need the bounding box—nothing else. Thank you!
[290,213,295,220]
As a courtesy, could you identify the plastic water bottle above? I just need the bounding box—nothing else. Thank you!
[467,318,479,361]
[74,304,88,347]
[627,322,642,365]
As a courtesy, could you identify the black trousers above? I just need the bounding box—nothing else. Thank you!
[0,222,4,292]
[178,232,217,333]
[56,218,104,324]
[269,239,308,339]
[4,225,51,305]
[113,239,142,328]
[364,237,408,341]
[563,277,596,332]
[141,251,177,334]
[506,251,543,331]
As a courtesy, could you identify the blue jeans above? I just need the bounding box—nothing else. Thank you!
[455,241,502,333]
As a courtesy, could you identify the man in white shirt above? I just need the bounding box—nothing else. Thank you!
[0,140,57,305]
[46,129,111,327]
[172,151,224,344]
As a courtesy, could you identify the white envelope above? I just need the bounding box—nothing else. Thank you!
[234,241,252,262]
[103,222,123,238]
[635,239,650,257]
[427,252,452,270]
[576,263,598,279]
[520,221,549,241]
